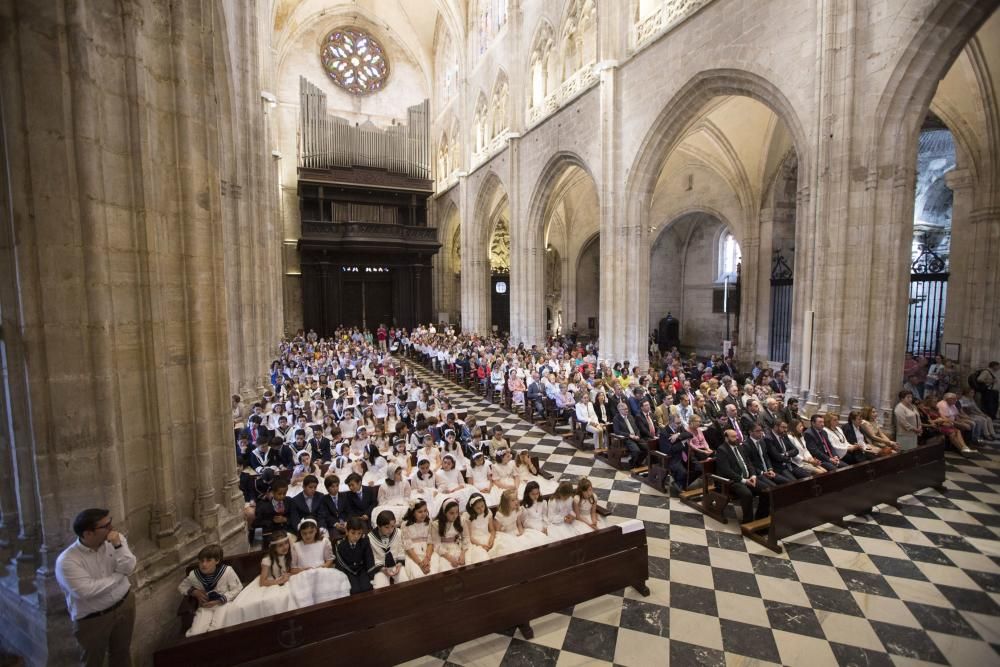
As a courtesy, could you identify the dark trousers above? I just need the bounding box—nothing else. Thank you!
[778,464,812,480]
[983,389,999,420]
[340,569,373,595]
[731,482,770,521]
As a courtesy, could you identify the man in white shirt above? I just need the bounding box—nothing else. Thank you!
[55,508,136,667]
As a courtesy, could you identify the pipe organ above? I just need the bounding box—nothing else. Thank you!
[298,76,430,180]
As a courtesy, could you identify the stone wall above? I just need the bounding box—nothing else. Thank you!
[0,1,281,664]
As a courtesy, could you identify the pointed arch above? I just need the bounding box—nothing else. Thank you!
[528,19,557,109]
[473,91,489,152]
[489,69,510,140]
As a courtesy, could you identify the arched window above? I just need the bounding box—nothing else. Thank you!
[718,231,741,283]
[320,27,390,95]
[489,73,509,140]
[528,22,555,109]
[435,26,458,103]
[475,0,509,59]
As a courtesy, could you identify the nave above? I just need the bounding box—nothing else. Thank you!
[401,363,1000,667]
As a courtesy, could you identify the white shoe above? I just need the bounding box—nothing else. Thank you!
[960,447,976,455]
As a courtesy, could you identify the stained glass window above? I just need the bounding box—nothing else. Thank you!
[320,27,390,95]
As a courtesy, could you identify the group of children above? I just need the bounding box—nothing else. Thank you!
[180,477,605,636]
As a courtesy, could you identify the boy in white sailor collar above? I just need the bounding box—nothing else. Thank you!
[178,544,243,609]
[369,510,408,588]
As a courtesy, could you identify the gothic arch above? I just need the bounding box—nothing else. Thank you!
[489,68,511,139]
[527,19,557,109]
[626,69,812,216]
[473,170,510,247]
[527,151,599,249]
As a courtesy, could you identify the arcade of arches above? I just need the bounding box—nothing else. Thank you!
[1,0,999,664]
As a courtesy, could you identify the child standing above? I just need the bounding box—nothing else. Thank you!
[369,511,408,588]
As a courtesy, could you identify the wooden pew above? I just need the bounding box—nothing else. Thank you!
[632,449,670,494]
[678,458,731,524]
[680,442,948,552]
[156,521,649,667]
[740,440,947,553]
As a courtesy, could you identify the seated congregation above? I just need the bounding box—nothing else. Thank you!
[406,325,986,527]
[180,331,610,637]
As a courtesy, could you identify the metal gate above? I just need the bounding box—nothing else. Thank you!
[906,242,948,358]
[769,251,793,363]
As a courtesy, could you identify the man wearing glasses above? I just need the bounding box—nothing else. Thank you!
[55,509,136,667]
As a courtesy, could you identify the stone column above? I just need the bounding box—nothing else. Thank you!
[737,233,761,363]
[802,0,859,415]
[944,166,1000,368]
[460,175,490,333]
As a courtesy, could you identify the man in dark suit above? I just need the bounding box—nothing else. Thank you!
[769,371,787,395]
[744,424,789,485]
[288,474,323,532]
[740,400,764,435]
[339,472,377,526]
[612,401,646,468]
[782,398,802,429]
[526,371,545,416]
[705,393,724,422]
[718,404,746,445]
[660,414,696,489]
[714,429,770,522]
[803,414,843,470]
[636,400,659,440]
[761,398,782,433]
[765,420,812,480]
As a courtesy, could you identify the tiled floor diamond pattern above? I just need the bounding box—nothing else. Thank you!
[399,364,1000,667]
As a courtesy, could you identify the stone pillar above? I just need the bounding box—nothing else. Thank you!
[786,185,812,399]
[940,169,999,369]
[801,0,859,416]
[0,2,267,663]
[460,175,490,333]
[737,234,761,363]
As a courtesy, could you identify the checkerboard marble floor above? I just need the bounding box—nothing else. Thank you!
[401,366,1000,667]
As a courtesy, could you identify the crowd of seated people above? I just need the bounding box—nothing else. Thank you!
[184,328,612,636]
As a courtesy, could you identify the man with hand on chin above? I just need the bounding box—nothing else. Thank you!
[56,508,136,667]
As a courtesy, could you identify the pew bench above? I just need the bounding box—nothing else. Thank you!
[680,441,948,552]
[158,521,649,667]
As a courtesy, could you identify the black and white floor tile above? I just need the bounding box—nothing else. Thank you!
[402,365,1000,666]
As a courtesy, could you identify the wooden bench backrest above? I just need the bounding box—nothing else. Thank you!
[156,524,647,667]
[767,440,946,542]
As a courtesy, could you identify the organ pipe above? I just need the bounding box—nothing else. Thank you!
[298,76,430,179]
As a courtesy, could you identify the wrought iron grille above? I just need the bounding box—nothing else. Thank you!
[768,251,793,362]
[905,238,949,358]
